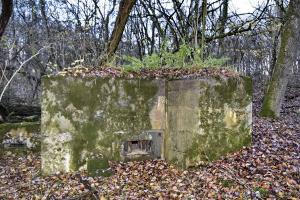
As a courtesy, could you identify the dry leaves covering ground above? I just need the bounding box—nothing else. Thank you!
[0,78,299,200]
[58,66,238,78]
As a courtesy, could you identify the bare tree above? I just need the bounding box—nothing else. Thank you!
[201,0,207,60]
[0,0,13,39]
[0,0,297,108]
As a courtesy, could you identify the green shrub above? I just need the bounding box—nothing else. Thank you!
[143,54,161,69]
[122,44,229,71]
[202,56,230,67]
[122,55,143,72]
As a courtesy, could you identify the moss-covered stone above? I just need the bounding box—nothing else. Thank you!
[41,75,252,175]
[41,77,165,175]
[165,76,252,168]
[87,157,112,177]
[0,121,41,153]
[0,121,40,142]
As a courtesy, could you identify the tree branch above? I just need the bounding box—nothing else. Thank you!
[0,46,50,102]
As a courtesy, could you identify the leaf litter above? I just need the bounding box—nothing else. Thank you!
[0,77,299,199]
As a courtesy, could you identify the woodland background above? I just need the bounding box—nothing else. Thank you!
[0,0,299,113]
[0,1,300,199]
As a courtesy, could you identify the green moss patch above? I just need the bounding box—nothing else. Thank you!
[41,75,252,174]
[87,157,113,177]
[0,121,40,141]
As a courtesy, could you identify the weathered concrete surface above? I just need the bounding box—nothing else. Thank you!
[41,77,166,175]
[41,75,252,175]
[165,77,252,168]
[0,122,41,153]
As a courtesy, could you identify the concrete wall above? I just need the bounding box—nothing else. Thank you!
[41,77,166,175]
[166,78,252,168]
[41,75,252,175]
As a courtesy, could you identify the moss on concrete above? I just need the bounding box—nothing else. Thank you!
[166,77,252,168]
[0,121,41,153]
[0,147,30,155]
[87,157,112,177]
[42,77,161,175]
[0,121,40,141]
[242,76,253,96]
[42,75,252,174]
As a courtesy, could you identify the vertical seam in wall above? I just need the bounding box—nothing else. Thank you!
[163,79,168,160]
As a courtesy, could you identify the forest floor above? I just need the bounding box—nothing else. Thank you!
[0,78,299,200]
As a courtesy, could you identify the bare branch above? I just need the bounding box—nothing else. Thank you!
[0,46,50,102]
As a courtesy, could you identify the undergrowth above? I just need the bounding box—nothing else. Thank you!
[121,43,230,72]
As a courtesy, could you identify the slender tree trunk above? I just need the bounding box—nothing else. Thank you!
[201,0,207,60]
[218,0,229,55]
[260,0,300,118]
[194,0,200,49]
[0,0,13,39]
[102,0,137,64]
[269,0,283,74]
[40,0,50,38]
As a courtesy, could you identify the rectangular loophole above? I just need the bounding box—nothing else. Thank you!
[122,130,163,160]
[125,140,152,155]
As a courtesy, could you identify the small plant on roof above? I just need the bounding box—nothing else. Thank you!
[122,43,229,72]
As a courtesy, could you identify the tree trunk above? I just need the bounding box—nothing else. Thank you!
[201,0,207,60]
[0,0,13,39]
[269,0,284,74]
[194,0,200,49]
[218,0,229,55]
[260,0,300,118]
[40,0,50,38]
[0,104,8,122]
[102,0,137,64]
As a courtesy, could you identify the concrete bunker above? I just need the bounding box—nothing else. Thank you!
[41,75,252,175]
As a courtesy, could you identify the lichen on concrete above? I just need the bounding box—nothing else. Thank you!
[41,77,165,175]
[41,75,252,175]
[0,121,41,151]
[165,76,252,168]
